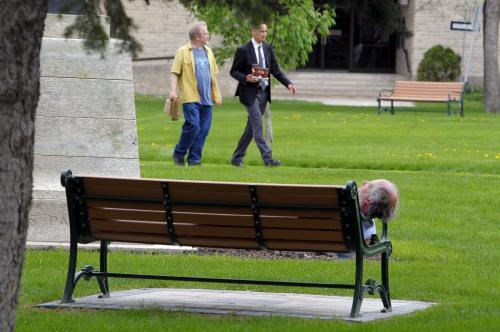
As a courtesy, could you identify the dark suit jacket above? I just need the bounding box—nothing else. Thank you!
[230,41,292,106]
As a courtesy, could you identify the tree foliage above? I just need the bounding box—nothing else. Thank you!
[62,0,334,70]
[179,0,335,70]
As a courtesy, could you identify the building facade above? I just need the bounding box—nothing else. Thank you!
[124,0,498,98]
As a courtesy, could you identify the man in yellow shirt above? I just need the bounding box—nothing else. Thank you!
[170,22,221,166]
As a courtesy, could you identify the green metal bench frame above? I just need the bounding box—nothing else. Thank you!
[60,170,393,318]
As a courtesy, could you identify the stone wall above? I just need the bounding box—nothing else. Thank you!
[30,14,140,242]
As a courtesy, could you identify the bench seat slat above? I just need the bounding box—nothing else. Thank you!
[91,231,348,251]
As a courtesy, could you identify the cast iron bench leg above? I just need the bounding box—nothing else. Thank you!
[61,239,78,303]
[98,241,110,298]
[350,251,364,318]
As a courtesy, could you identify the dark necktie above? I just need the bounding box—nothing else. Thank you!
[258,45,266,90]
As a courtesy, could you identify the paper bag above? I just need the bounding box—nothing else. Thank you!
[164,97,180,121]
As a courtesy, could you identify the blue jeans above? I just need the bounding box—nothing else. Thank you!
[174,102,212,164]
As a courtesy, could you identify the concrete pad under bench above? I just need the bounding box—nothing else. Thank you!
[39,288,435,322]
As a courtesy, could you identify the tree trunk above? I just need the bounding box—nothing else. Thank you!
[0,1,48,331]
[483,0,500,113]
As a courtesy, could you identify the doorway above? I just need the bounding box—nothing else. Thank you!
[303,1,397,73]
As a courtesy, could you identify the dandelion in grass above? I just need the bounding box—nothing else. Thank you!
[417,152,437,159]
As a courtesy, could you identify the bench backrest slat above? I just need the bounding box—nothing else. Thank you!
[393,81,464,100]
[89,208,341,230]
[90,219,344,242]
[90,231,348,252]
[67,175,357,252]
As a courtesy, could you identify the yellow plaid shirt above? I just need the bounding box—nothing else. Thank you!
[171,42,221,105]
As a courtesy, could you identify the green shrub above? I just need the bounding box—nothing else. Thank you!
[417,45,461,81]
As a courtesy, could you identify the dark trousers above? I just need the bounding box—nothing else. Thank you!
[232,89,272,164]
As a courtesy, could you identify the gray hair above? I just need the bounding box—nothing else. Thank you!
[367,185,398,222]
[189,22,207,40]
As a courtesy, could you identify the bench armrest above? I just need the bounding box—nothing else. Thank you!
[379,89,393,98]
[362,222,392,257]
[449,91,464,101]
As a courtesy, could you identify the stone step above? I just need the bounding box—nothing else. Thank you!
[272,72,407,99]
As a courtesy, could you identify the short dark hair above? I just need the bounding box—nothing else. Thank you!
[251,23,267,30]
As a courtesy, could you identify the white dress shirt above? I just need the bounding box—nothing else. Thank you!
[251,38,266,68]
[251,38,268,86]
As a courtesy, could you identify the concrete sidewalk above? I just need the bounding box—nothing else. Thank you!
[26,241,195,253]
[39,288,434,322]
[276,96,415,108]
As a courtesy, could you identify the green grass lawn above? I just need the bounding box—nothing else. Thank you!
[17,95,500,331]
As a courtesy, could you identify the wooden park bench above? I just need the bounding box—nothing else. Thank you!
[377,81,464,116]
[60,170,393,318]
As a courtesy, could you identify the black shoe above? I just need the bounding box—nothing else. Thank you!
[231,160,244,167]
[188,162,201,167]
[265,159,281,167]
[173,154,185,166]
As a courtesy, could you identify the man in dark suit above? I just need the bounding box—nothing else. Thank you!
[230,23,296,167]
